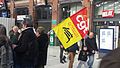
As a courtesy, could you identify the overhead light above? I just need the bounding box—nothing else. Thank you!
[104,2,108,4]
[115,2,119,4]
[62,8,65,11]
[96,4,99,7]
[110,21,113,23]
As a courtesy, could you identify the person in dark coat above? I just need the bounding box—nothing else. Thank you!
[99,47,120,68]
[0,24,14,68]
[13,19,38,68]
[85,32,98,68]
[36,26,49,68]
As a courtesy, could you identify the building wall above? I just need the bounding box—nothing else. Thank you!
[51,0,92,30]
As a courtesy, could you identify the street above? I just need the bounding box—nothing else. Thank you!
[46,46,101,68]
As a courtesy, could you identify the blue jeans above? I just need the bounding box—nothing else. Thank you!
[14,63,35,68]
[77,60,88,68]
[87,55,94,68]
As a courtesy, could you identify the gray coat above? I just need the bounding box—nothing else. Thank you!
[0,35,13,68]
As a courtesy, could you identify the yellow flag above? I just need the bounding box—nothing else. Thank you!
[53,17,82,49]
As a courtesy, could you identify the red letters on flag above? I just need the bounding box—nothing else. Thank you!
[70,7,89,38]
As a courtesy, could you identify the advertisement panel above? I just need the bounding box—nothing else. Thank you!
[99,28,114,51]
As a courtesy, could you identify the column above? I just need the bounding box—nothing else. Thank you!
[29,0,37,27]
[10,0,16,18]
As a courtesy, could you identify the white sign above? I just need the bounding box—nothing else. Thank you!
[100,29,114,50]
[102,10,114,18]
[17,15,27,20]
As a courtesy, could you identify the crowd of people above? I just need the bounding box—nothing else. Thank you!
[0,18,107,68]
[0,18,49,68]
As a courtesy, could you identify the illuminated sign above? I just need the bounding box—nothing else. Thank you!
[102,10,114,18]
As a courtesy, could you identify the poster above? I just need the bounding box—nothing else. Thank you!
[100,28,114,50]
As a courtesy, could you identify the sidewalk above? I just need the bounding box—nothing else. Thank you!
[46,46,101,68]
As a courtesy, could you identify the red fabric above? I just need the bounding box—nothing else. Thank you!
[70,7,89,38]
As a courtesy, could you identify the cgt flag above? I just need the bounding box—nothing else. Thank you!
[53,7,88,49]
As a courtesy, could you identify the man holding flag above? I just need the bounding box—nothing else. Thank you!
[53,7,89,68]
[85,32,98,68]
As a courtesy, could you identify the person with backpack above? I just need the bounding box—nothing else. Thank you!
[77,39,88,68]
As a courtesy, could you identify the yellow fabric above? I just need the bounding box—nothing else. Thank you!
[53,17,82,49]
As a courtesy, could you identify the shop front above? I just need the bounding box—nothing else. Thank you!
[93,0,120,54]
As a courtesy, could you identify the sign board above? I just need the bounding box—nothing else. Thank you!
[17,15,27,20]
[2,11,7,17]
[50,30,54,46]
[52,20,57,28]
[99,28,114,51]
[102,10,114,18]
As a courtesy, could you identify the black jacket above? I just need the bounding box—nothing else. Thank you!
[14,28,38,65]
[36,33,49,66]
[85,37,98,55]
[78,39,88,61]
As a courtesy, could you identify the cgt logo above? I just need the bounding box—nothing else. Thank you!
[76,15,88,34]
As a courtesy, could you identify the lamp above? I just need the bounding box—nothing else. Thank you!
[90,0,93,4]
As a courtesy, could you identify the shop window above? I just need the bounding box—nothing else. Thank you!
[36,5,52,20]
[61,5,70,20]
[94,0,120,18]
[15,7,29,15]
[61,3,82,20]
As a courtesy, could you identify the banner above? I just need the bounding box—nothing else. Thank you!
[53,7,88,49]
[70,7,88,38]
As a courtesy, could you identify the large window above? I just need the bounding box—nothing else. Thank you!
[61,4,70,20]
[35,5,52,20]
[61,2,83,20]
[94,0,120,18]
[15,7,29,15]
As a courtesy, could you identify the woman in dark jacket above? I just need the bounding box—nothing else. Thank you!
[0,24,14,68]
[36,26,49,68]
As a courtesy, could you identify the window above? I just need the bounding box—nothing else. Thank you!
[94,0,120,18]
[61,5,70,20]
[36,5,52,20]
[15,7,29,15]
